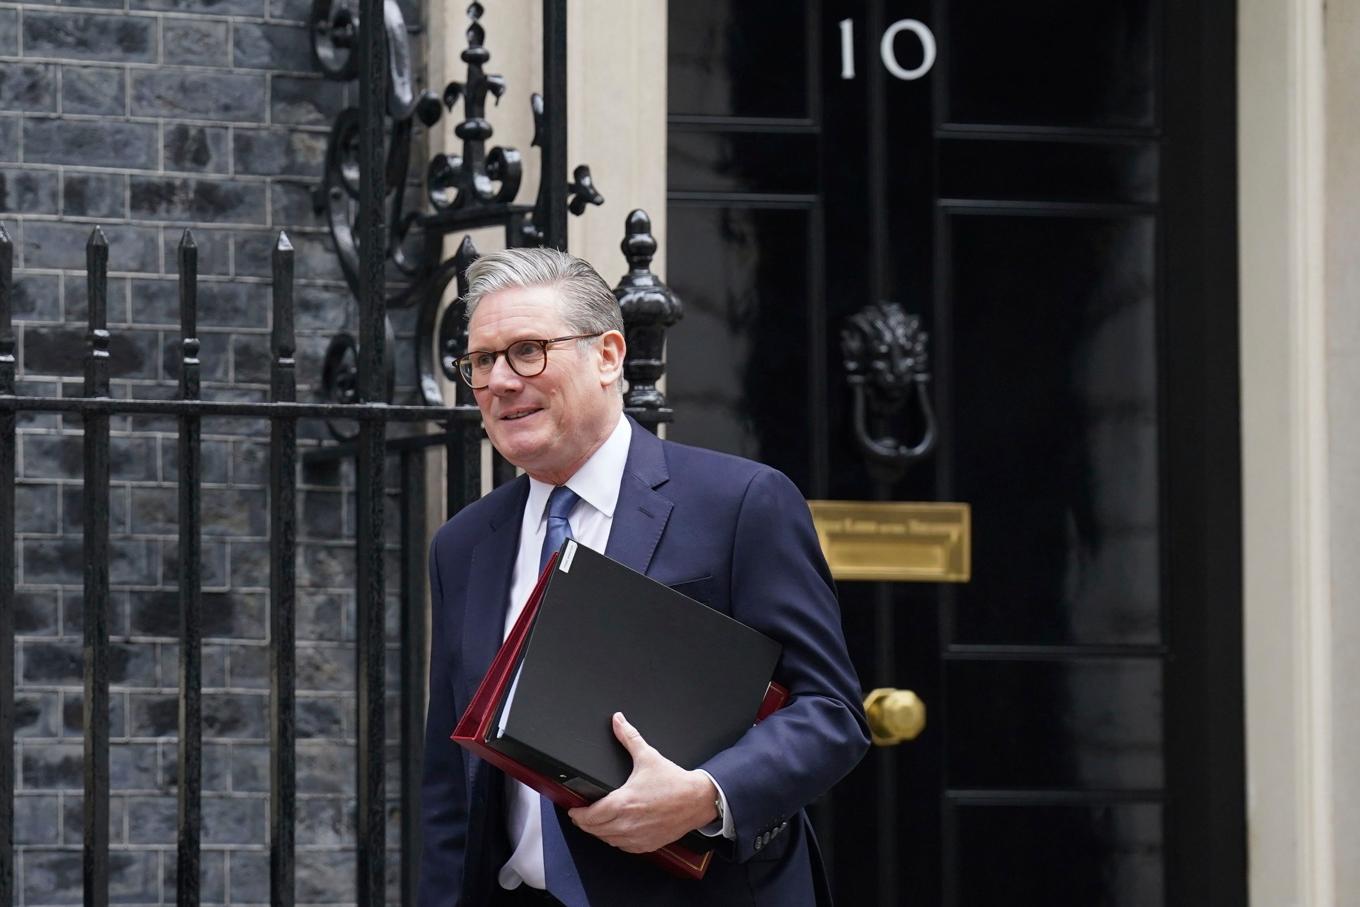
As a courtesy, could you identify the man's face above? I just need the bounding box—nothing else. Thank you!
[467,284,624,485]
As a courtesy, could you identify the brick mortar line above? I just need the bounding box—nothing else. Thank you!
[8,109,342,132]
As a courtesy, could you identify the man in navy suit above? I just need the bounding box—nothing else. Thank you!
[418,248,869,907]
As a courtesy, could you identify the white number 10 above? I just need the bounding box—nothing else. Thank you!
[839,18,937,81]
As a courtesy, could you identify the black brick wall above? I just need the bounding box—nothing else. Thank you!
[2,0,427,902]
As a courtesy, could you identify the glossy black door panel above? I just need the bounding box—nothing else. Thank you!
[949,802,1164,905]
[945,658,1163,790]
[666,204,817,493]
[944,1,1157,128]
[947,213,1160,646]
[668,0,812,119]
[939,138,1159,204]
[668,131,821,195]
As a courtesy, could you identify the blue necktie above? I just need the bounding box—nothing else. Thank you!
[540,485,580,573]
[538,486,585,903]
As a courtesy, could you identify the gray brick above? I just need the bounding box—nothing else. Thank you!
[23,116,157,169]
[297,850,356,904]
[0,64,57,113]
[268,0,310,21]
[296,643,351,691]
[61,483,132,535]
[61,65,126,116]
[228,850,270,903]
[272,73,346,126]
[0,115,17,162]
[129,590,264,638]
[63,172,128,219]
[15,794,62,846]
[131,69,266,123]
[159,538,230,590]
[23,849,158,904]
[165,123,230,174]
[230,331,269,382]
[233,127,326,177]
[297,797,352,846]
[62,691,130,740]
[130,176,266,225]
[231,439,268,484]
[297,591,346,641]
[299,542,351,588]
[23,638,157,687]
[15,691,62,738]
[204,794,266,844]
[164,17,229,67]
[296,695,345,738]
[23,325,159,379]
[7,273,60,321]
[0,9,17,55]
[160,740,231,790]
[270,179,317,226]
[227,539,267,586]
[21,742,82,788]
[16,481,60,533]
[292,284,353,333]
[228,743,268,792]
[295,742,355,794]
[201,487,268,537]
[24,12,157,63]
[23,537,157,585]
[15,589,61,636]
[0,166,58,215]
[19,433,80,479]
[164,849,227,903]
[233,22,310,71]
[225,642,266,688]
[132,0,265,15]
[125,794,176,843]
[22,220,160,271]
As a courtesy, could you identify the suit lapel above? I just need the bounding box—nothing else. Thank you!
[604,418,673,576]
[460,476,529,707]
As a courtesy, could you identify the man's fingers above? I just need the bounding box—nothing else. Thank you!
[612,711,650,759]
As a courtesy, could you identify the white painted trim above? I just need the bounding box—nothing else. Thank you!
[1239,0,1335,903]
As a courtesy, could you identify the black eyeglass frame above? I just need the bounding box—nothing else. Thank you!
[454,332,606,389]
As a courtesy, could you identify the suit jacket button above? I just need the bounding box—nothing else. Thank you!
[753,837,763,852]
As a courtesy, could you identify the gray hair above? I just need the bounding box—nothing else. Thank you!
[463,247,624,337]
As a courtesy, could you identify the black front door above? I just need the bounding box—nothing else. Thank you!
[665,1,1245,904]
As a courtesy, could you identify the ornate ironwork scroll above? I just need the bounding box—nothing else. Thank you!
[310,0,606,424]
[840,301,938,482]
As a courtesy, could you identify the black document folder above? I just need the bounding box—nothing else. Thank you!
[494,539,783,801]
[453,540,787,877]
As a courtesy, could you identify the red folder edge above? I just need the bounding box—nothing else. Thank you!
[451,553,789,880]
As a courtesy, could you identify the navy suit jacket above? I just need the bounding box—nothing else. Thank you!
[418,418,870,907]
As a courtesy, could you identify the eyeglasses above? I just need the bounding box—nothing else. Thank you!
[454,333,604,389]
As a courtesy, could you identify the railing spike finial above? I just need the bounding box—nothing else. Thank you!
[1,221,14,396]
[613,210,682,420]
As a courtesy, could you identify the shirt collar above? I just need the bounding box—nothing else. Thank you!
[525,413,631,525]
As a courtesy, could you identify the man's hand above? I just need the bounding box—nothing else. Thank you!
[567,712,719,854]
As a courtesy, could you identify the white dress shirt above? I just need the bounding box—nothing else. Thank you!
[496,414,732,892]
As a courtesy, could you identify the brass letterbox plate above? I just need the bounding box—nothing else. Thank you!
[808,500,970,583]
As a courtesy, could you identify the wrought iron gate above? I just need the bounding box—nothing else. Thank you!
[0,2,680,906]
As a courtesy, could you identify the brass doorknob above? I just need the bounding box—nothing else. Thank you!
[863,688,926,746]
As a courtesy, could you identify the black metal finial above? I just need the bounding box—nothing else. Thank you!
[272,232,297,406]
[0,223,14,397]
[614,210,682,416]
[178,230,201,402]
[85,227,111,399]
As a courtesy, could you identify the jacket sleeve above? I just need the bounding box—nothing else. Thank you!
[696,468,871,863]
[417,535,469,906]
